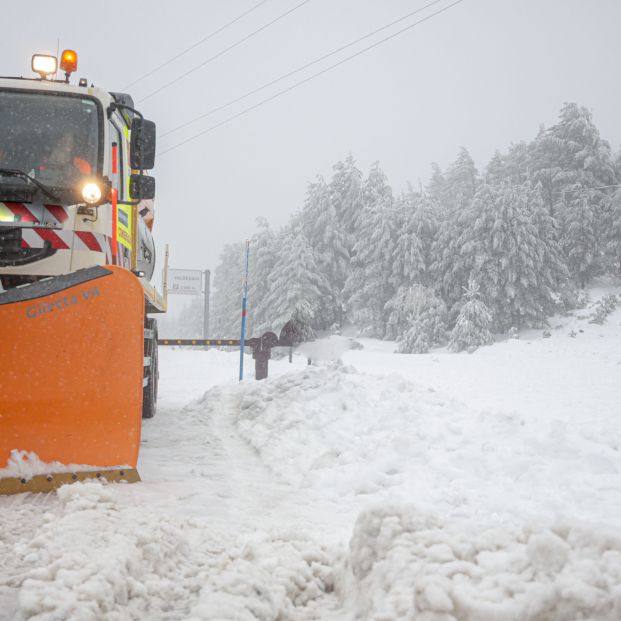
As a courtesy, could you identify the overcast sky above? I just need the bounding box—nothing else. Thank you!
[4,0,621,282]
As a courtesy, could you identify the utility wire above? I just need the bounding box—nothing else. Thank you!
[556,184,621,195]
[122,0,271,91]
[158,0,465,157]
[138,0,313,103]
[160,0,446,139]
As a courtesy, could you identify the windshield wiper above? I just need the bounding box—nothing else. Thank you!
[0,168,60,202]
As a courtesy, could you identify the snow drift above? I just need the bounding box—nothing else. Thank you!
[199,362,621,526]
[193,361,621,619]
[345,505,621,620]
[6,482,334,621]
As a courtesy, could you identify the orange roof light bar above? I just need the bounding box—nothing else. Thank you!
[60,49,78,74]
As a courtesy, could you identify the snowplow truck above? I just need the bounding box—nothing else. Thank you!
[0,51,166,494]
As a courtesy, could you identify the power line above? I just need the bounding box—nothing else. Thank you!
[122,0,271,91]
[137,0,313,103]
[160,0,447,139]
[556,184,621,195]
[158,0,465,157]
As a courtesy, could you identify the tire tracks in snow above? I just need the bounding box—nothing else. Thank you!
[138,387,346,619]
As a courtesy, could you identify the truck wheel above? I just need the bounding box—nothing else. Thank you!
[142,317,158,419]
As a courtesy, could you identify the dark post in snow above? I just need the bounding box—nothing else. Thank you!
[203,269,210,339]
[250,331,278,380]
[279,320,297,363]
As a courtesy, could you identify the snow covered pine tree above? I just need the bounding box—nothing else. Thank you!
[449,281,494,353]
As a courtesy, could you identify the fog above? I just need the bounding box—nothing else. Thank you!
[4,0,621,275]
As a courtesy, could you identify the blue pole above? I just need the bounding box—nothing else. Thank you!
[239,240,250,381]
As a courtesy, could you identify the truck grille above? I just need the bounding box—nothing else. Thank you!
[0,227,56,267]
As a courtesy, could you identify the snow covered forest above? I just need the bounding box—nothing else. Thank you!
[201,103,621,352]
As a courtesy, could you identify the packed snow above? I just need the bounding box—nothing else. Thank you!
[0,451,128,479]
[1,285,621,620]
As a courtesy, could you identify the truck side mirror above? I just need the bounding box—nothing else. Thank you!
[130,119,156,170]
[130,174,155,200]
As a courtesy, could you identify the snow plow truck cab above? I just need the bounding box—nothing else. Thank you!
[0,51,167,494]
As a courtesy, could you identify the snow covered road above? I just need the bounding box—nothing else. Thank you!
[2,293,621,620]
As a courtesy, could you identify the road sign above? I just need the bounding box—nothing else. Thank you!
[167,269,203,295]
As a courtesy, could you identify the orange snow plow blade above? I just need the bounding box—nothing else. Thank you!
[0,265,144,494]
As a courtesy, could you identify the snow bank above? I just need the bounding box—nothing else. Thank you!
[202,362,621,526]
[188,361,621,619]
[9,481,334,620]
[190,532,334,620]
[344,505,621,620]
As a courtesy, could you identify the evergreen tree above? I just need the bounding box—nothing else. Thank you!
[300,176,350,326]
[504,142,531,185]
[431,214,468,319]
[530,103,616,219]
[261,224,329,336]
[430,148,479,315]
[248,218,278,334]
[485,150,506,186]
[391,190,425,290]
[559,187,598,288]
[603,188,621,274]
[528,182,568,288]
[209,102,620,345]
[444,147,478,212]
[485,146,532,187]
[449,282,494,353]
[211,242,245,338]
[527,124,557,214]
[344,163,395,336]
[388,285,447,353]
[362,161,394,210]
[384,286,411,341]
[458,182,565,331]
[426,162,447,207]
[549,103,615,186]
[329,154,363,254]
[413,193,439,284]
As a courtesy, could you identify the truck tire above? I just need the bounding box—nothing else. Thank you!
[142,317,158,419]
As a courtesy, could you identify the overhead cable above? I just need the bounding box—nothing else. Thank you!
[158,0,465,156]
[160,0,447,139]
[122,0,271,90]
[556,184,621,194]
[137,0,313,103]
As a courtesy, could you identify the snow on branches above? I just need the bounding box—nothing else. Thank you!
[208,103,619,350]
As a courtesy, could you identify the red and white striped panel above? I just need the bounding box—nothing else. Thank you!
[20,229,113,263]
[0,202,70,226]
[115,243,132,269]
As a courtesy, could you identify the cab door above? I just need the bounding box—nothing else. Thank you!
[109,116,132,268]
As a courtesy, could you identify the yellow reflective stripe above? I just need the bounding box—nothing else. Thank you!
[117,204,132,249]
[0,203,16,222]
[116,126,133,251]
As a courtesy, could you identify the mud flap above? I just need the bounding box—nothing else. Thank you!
[0,265,145,492]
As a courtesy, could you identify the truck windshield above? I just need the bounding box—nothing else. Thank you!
[0,90,100,192]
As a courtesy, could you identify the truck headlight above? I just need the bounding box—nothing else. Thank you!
[81,182,102,205]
